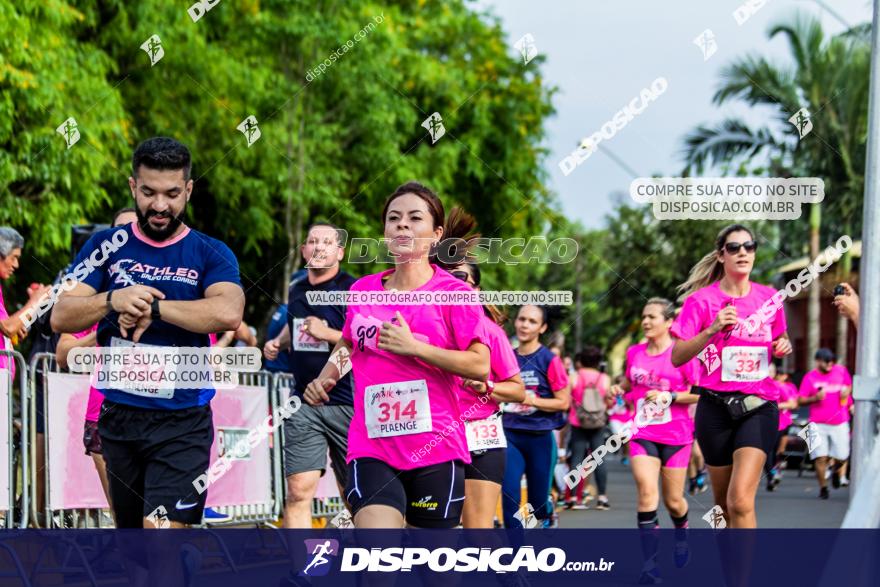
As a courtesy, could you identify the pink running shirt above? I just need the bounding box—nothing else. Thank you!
[342,265,488,470]
[798,364,853,425]
[624,343,698,445]
[670,281,786,400]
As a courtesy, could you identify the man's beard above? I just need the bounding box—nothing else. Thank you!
[136,202,186,241]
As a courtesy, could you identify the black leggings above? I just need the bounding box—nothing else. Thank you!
[695,395,779,467]
[568,425,608,494]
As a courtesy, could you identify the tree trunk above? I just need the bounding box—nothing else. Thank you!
[806,203,822,367]
[574,236,583,353]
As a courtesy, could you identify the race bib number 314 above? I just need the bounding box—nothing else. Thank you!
[721,346,768,382]
[365,379,432,438]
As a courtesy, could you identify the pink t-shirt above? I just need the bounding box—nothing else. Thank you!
[342,265,488,470]
[624,343,698,445]
[798,364,853,425]
[568,369,609,427]
[0,284,13,377]
[670,281,787,400]
[72,325,103,422]
[776,381,798,431]
[459,316,519,421]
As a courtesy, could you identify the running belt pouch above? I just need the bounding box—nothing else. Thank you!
[701,388,766,420]
[576,372,607,429]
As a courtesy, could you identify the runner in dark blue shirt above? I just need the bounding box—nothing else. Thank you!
[52,137,244,529]
[262,223,355,528]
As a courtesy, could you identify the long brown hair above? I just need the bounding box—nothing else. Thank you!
[677,224,754,300]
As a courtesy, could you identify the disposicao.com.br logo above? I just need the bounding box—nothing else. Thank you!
[301,540,615,574]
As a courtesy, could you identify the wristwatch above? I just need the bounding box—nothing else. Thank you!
[106,290,113,312]
[151,298,161,320]
[485,380,495,394]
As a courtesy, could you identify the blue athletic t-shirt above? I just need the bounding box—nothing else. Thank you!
[503,345,569,431]
[73,222,241,410]
[287,270,356,406]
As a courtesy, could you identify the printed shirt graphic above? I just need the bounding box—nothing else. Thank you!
[287,272,356,406]
[503,345,569,432]
[568,368,609,427]
[457,315,520,421]
[341,265,488,470]
[624,343,698,445]
[799,365,853,425]
[74,222,241,409]
[776,380,799,431]
[670,281,786,400]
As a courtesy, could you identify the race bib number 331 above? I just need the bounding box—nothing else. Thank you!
[365,379,432,438]
[721,346,768,382]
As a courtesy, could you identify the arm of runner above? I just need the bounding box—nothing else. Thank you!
[670,306,736,366]
[155,281,243,334]
[378,312,490,381]
[302,316,342,345]
[464,373,526,403]
[234,321,257,346]
[264,324,291,359]
[55,331,97,369]
[526,383,571,412]
[304,339,352,405]
[52,282,165,333]
[772,333,792,357]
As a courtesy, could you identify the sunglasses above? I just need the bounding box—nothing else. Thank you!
[723,240,758,254]
[450,270,475,285]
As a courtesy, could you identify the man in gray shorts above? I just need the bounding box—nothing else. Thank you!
[264,223,356,528]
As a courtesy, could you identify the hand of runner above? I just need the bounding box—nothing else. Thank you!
[816,387,826,401]
[26,283,50,305]
[131,313,153,343]
[377,311,418,356]
[118,312,138,333]
[645,390,671,406]
[263,338,280,360]
[304,377,336,405]
[111,285,165,316]
[772,336,792,358]
[708,305,738,334]
[463,379,487,394]
[610,383,625,397]
[832,282,859,323]
[302,316,330,341]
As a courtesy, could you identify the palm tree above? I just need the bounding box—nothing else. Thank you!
[681,14,870,365]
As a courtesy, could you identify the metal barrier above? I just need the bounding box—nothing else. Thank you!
[1,350,28,529]
[30,352,113,529]
[272,372,294,522]
[271,372,347,522]
[201,369,279,527]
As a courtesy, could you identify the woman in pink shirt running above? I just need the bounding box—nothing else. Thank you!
[670,224,792,529]
[612,298,699,582]
[305,182,490,529]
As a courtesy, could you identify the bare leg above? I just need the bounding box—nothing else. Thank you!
[283,470,321,529]
[726,447,765,528]
[462,479,500,528]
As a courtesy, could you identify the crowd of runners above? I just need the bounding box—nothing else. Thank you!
[0,138,865,576]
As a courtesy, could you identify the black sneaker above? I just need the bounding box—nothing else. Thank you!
[819,486,830,500]
[595,497,610,510]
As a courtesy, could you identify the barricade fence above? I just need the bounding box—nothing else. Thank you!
[1,350,28,529]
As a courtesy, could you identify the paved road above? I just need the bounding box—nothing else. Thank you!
[556,458,849,529]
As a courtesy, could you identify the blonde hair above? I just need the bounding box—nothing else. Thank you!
[676,224,754,300]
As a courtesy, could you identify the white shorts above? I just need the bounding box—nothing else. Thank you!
[809,422,850,460]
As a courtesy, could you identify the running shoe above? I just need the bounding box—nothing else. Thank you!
[595,497,610,510]
[203,507,233,524]
[638,561,663,584]
[572,500,589,511]
[695,471,708,494]
[673,539,690,568]
[772,469,782,487]
[688,476,698,495]
[766,476,775,492]
[180,543,203,587]
[541,513,559,528]
[563,500,576,510]
[556,498,568,508]
[621,457,630,466]
[819,486,830,500]
[840,477,850,487]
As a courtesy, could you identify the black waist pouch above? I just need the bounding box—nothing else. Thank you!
[696,387,769,420]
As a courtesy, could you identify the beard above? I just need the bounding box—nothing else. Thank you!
[136,201,186,241]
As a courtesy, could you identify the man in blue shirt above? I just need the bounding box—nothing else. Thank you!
[52,137,244,528]
[263,224,355,528]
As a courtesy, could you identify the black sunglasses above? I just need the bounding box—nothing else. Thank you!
[450,270,475,285]
[723,240,758,254]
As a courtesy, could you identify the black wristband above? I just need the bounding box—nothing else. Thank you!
[151,298,161,320]
[106,290,113,311]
